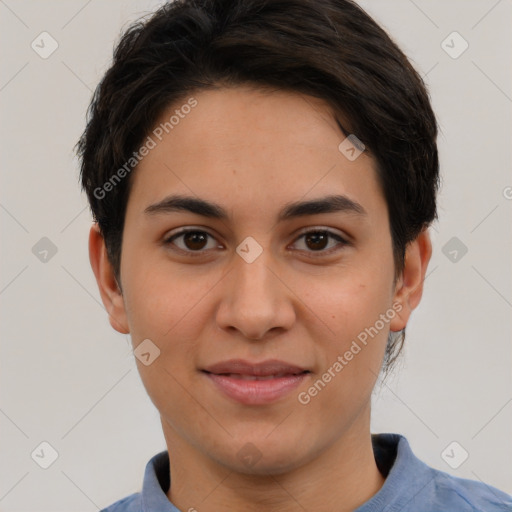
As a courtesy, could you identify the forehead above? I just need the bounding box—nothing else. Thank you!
[126,86,384,222]
[161,86,346,152]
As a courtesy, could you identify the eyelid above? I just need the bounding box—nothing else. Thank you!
[289,227,350,255]
[293,226,350,243]
[162,227,223,256]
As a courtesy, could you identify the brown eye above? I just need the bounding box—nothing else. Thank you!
[304,232,329,251]
[164,229,220,253]
[292,230,348,255]
[181,231,208,250]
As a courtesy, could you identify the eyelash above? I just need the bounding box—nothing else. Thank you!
[162,228,349,258]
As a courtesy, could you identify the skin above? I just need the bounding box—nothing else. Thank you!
[89,86,432,511]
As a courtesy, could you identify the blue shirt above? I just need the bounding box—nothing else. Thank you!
[101,433,512,511]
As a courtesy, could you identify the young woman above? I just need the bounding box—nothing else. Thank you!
[78,0,512,510]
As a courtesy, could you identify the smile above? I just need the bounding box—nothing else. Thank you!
[202,359,311,405]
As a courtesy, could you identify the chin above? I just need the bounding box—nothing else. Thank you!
[214,435,315,476]
[230,453,304,477]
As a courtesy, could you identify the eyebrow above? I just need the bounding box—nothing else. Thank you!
[144,194,367,222]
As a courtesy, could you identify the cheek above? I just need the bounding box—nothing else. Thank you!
[300,264,393,337]
[121,246,215,338]
[121,261,222,391]
[122,265,208,416]
[298,264,393,387]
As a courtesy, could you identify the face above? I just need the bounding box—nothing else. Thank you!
[90,86,429,475]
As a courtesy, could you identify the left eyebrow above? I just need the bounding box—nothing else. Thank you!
[278,194,367,221]
[144,194,367,221]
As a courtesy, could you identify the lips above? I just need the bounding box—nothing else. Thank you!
[203,359,308,376]
[202,359,310,405]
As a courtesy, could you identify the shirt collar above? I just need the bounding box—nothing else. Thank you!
[139,433,432,511]
[355,433,435,512]
[140,448,177,512]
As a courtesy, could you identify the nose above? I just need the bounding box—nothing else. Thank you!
[215,248,296,341]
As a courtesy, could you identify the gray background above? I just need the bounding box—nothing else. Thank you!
[1,0,511,510]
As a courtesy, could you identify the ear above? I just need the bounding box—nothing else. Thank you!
[389,228,433,332]
[88,223,130,334]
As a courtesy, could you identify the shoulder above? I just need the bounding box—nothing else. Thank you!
[99,449,171,512]
[426,468,512,511]
[100,492,141,512]
[367,433,512,512]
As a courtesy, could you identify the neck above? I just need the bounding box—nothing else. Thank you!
[163,407,385,512]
